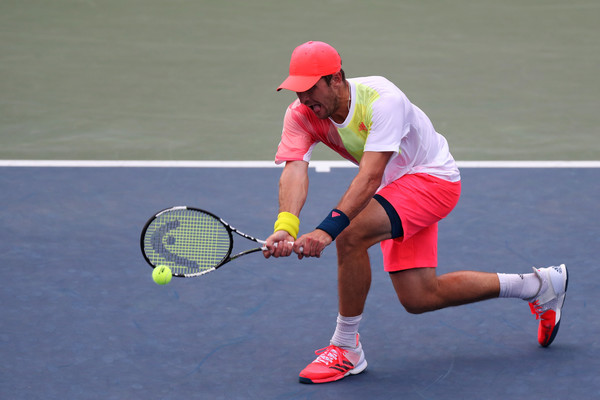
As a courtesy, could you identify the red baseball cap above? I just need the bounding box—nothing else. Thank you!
[277,41,342,92]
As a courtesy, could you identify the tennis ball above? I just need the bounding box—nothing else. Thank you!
[152,265,172,285]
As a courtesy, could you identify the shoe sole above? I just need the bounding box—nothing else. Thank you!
[542,265,569,347]
[299,359,368,384]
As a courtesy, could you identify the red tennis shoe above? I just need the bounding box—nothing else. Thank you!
[299,335,367,384]
[528,264,568,347]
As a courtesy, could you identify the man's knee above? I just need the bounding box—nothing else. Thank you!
[398,296,432,314]
[390,269,439,314]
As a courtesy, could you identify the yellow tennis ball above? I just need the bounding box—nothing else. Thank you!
[152,265,172,285]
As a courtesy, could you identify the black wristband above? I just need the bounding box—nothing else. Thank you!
[316,209,350,240]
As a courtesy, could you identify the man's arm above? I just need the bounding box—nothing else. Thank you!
[278,160,309,216]
[293,151,393,258]
[335,151,393,219]
[263,160,309,258]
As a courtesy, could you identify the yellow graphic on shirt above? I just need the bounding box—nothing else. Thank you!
[336,83,380,163]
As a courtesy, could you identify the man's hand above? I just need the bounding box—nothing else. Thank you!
[262,230,295,258]
[293,229,332,259]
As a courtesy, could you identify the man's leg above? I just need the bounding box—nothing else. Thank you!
[389,264,568,347]
[298,200,391,384]
[389,267,500,314]
[335,199,394,317]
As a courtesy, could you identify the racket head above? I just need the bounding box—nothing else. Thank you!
[140,206,233,277]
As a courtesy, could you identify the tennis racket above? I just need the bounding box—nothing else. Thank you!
[140,206,273,278]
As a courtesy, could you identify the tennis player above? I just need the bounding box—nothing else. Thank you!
[263,41,568,384]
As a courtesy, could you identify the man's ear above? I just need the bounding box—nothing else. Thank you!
[331,71,344,87]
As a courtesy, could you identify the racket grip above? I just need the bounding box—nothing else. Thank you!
[259,240,294,251]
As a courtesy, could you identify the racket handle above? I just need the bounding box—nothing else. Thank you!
[258,240,294,251]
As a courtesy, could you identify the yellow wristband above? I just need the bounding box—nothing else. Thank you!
[273,212,300,239]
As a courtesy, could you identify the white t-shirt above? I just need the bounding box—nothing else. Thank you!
[275,76,460,188]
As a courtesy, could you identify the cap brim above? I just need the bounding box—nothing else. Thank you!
[277,75,321,92]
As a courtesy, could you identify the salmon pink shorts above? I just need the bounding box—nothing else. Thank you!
[374,173,461,272]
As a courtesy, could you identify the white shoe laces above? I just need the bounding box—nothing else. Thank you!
[314,345,345,365]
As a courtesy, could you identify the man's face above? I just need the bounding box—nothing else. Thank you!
[296,77,341,120]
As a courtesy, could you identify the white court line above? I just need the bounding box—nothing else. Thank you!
[0,160,599,172]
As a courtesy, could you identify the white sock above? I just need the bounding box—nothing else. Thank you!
[497,272,541,300]
[330,314,362,349]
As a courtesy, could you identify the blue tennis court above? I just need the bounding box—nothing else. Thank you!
[1,165,598,399]
[2,1,598,398]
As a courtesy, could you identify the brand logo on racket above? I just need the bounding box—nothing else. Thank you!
[150,219,200,269]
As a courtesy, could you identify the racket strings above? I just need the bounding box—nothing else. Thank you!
[143,209,232,274]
